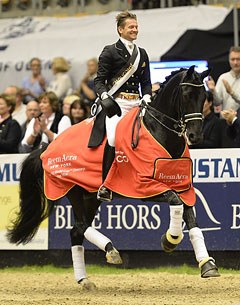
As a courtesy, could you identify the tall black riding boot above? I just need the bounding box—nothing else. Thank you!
[97,143,115,202]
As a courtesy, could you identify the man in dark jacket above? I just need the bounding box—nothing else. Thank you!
[190,91,222,149]
[94,10,152,201]
[221,107,240,147]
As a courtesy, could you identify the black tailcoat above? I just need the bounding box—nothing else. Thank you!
[94,39,152,98]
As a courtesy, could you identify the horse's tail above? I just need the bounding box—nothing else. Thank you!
[7,143,54,244]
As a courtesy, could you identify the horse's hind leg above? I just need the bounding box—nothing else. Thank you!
[183,205,220,278]
[161,191,184,252]
[81,190,122,265]
[70,225,97,290]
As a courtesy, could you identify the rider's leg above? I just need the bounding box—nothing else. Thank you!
[97,114,121,202]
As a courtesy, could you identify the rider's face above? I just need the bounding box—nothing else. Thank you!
[118,18,138,42]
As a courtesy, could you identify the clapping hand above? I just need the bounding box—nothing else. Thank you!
[222,79,233,95]
[205,76,215,91]
[221,109,237,125]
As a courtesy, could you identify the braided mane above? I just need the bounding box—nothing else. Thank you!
[160,68,187,89]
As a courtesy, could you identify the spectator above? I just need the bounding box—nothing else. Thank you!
[17,0,29,10]
[22,58,47,103]
[221,108,240,147]
[206,46,240,111]
[18,100,41,153]
[62,94,80,117]
[152,82,160,97]
[47,57,73,102]
[69,99,89,125]
[1,0,11,12]
[79,58,98,107]
[4,86,27,126]
[0,94,22,154]
[190,91,222,149]
[20,92,71,152]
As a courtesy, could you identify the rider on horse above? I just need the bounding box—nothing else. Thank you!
[94,11,152,202]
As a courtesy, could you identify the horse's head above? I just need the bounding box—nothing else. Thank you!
[179,66,210,145]
[151,66,209,145]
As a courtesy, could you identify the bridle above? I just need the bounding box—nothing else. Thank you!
[143,81,205,137]
[131,71,206,149]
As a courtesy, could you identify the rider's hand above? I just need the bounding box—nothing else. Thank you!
[142,94,152,104]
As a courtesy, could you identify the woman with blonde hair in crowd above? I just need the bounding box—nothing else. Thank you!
[62,94,80,117]
[79,57,98,107]
[47,57,73,102]
[20,91,71,152]
[0,94,22,154]
[21,57,47,103]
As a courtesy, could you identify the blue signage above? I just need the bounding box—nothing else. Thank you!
[48,181,240,251]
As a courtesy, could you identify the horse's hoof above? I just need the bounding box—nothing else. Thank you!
[78,278,97,291]
[199,257,221,278]
[161,229,183,253]
[106,247,123,264]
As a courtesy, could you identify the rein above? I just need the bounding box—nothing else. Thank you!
[131,81,204,149]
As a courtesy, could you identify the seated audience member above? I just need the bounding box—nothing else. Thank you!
[17,0,30,10]
[69,99,89,125]
[4,86,27,126]
[62,94,80,117]
[1,0,11,12]
[221,108,240,147]
[47,57,73,102]
[22,58,47,103]
[0,94,22,154]
[206,46,240,111]
[20,92,71,152]
[79,58,98,107]
[19,100,40,153]
[152,82,160,97]
[190,91,222,149]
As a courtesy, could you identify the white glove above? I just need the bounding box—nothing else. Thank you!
[142,94,152,104]
[101,92,109,100]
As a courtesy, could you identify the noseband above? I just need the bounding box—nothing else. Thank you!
[179,82,204,125]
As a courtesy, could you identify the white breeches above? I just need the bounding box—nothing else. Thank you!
[106,98,140,147]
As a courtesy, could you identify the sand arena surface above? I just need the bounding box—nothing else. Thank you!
[0,270,240,305]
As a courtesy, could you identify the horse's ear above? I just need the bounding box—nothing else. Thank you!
[186,65,195,77]
[201,67,212,80]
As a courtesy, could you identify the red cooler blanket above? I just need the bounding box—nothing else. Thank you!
[104,108,196,206]
[42,108,195,205]
[41,118,105,200]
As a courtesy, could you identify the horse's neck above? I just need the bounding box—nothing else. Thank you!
[143,111,186,159]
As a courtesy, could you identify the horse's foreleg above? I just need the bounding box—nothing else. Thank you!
[161,191,184,252]
[183,205,220,278]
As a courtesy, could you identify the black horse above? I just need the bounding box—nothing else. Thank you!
[7,66,220,290]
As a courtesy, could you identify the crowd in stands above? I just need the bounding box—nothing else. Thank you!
[0,0,208,12]
[1,46,240,155]
[0,56,93,154]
